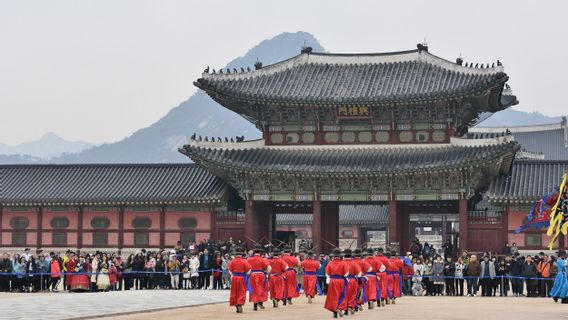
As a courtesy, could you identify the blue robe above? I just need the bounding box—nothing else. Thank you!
[550,258,568,299]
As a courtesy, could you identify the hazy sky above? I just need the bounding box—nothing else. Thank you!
[1,0,566,145]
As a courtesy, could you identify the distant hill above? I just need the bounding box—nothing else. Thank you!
[50,32,325,163]
[477,108,563,127]
[0,132,92,159]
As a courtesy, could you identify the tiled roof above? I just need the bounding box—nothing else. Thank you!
[195,49,514,107]
[470,122,568,160]
[0,164,228,206]
[276,204,389,225]
[486,160,568,203]
[181,138,520,176]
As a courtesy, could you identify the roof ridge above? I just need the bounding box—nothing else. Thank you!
[0,163,200,169]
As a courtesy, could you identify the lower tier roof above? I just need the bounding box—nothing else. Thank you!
[180,138,520,176]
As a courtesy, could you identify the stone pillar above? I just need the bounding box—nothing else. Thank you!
[244,200,255,248]
[312,200,322,255]
[388,200,398,245]
[459,198,468,253]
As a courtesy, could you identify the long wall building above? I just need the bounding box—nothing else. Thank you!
[0,45,566,254]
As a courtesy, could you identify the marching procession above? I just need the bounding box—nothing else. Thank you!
[228,245,407,318]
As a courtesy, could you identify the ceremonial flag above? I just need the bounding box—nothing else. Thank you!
[546,173,568,250]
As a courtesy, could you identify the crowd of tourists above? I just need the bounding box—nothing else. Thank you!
[0,237,566,309]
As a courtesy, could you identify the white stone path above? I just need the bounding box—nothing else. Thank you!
[0,290,229,319]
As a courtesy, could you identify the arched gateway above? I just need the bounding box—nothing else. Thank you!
[180,45,519,255]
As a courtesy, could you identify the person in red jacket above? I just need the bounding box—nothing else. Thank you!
[363,248,379,309]
[324,248,349,318]
[353,248,371,311]
[282,247,300,305]
[268,249,288,308]
[375,248,391,306]
[341,249,362,316]
[300,250,321,303]
[247,245,271,311]
[228,247,252,313]
[390,253,404,301]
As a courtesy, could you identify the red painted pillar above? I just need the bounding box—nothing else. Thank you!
[312,200,322,255]
[245,200,255,249]
[77,206,84,249]
[0,207,3,246]
[502,204,509,251]
[118,207,124,250]
[37,207,43,250]
[459,198,468,253]
[209,207,217,242]
[159,206,166,249]
[388,200,398,246]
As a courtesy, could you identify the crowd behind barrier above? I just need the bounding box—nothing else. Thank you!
[0,238,564,300]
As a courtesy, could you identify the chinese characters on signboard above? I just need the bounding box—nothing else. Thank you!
[337,106,371,118]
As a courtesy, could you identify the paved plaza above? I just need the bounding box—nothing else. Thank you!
[0,290,228,320]
[0,291,565,320]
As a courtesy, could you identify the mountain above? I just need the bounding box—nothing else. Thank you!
[0,132,93,159]
[478,108,563,127]
[51,32,325,163]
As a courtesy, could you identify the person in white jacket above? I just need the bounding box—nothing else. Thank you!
[189,253,200,289]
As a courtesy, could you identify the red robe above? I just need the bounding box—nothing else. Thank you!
[354,257,371,305]
[300,258,320,298]
[64,258,77,288]
[228,257,252,306]
[247,255,270,303]
[341,259,361,311]
[391,258,404,298]
[324,258,349,313]
[282,254,300,299]
[375,255,391,299]
[364,257,378,302]
[268,257,288,301]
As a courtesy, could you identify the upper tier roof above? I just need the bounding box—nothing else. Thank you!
[195,48,515,108]
[470,119,568,160]
[180,136,520,176]
[0,164,228,206]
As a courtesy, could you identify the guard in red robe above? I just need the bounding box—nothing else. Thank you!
[375,248,391,306]
[228,247,252,313]
[324,248,349,318]
[341,249,362,315]
[385,253,397,303]
[364,248,379,309]
[282,247,300,304]
[247,246,271,311]
[390,254,404,300]
[353,248,371,311]
[300,250,321,303]
[268,249,288,308]
[64,253,77,291]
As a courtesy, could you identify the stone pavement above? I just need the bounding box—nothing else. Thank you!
[111,295,566,320]
[0,290,229,320]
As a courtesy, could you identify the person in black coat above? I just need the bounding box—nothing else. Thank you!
[198,249,213,289]
[510,255,524,296]
[522,256,538,297]
[444,257,456,295]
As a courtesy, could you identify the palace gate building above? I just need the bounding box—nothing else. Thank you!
[1,45,567,254]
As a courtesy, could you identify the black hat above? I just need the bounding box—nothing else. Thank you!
[331,248,342,258]
[272,249,281,256]
[307,250,314,258]
[367,248,374,255]
[253,244,263,254]
[283,246,293,253]
[343,248,352,258]
[377,247,384,253]
[235,247,245,255]
[353,248,362,257]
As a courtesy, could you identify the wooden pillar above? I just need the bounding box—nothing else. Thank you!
[209,207,217,242]
[388,199,398,245]
[321,202,339,254]
[312,200,322,255]
[0,207,3,246]
[159,206,166,249]
[77,206,84,249]
[118,206,124,250]
[36,207,43,250]
[502,204,509,251]
[459,197,468,253]
[245,200,255,249]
